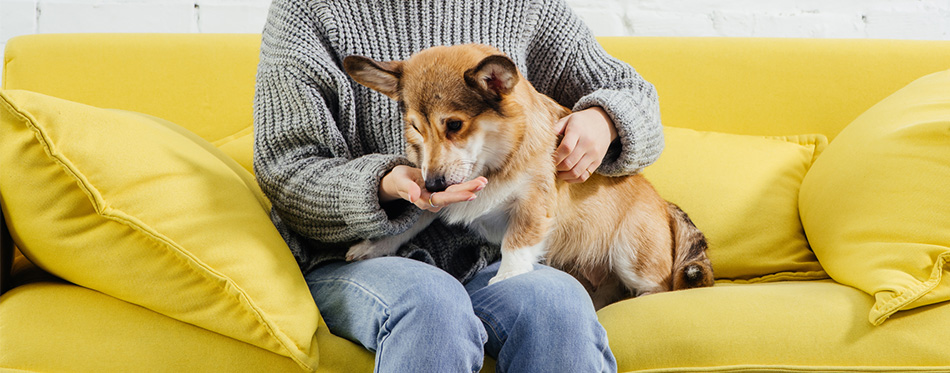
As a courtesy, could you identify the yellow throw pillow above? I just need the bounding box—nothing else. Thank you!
[800,69,950,325]
[641,127,828,282]
[0,90,319,370]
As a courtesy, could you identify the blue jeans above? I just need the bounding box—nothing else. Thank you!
[305,257,616,373]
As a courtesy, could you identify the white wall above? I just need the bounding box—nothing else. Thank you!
[568,0,950,39]
[2,0,950,81]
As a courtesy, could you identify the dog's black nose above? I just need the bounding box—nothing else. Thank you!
[425,176,448,193]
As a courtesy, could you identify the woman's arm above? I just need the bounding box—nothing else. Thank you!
[254,0,420,243]
[525,0,664,177]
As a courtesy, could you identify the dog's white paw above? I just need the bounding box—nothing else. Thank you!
[489,243,545,285]
[488,266,533,285]
[346,239,397,262]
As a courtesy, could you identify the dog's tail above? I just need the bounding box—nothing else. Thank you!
[667,203,714,291]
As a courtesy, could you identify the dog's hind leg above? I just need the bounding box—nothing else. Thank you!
[611,211,674,296]
[611,246,668,297]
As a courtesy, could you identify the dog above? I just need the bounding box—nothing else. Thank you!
[342,44,713,309]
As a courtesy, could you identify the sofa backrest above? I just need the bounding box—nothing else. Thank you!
[599,37,950,139]
[3,33,261,172]
[5,33,950,172]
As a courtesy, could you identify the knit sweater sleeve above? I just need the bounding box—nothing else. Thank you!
[253,1,420,243]
[525,0,664,176]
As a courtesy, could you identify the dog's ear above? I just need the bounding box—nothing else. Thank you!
[465,55,519,101]
[343,56,404,100]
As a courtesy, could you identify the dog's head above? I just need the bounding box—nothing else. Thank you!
[343,44,525,192]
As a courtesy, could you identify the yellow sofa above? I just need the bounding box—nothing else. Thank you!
[2,33,950,372]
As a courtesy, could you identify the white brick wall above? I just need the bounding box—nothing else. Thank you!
[2,0,950,80]
[566,0,950,39]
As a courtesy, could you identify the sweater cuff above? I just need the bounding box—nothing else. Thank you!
[339,154,422,239]
[573,89,664,176]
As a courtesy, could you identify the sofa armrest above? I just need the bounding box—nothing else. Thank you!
[1,194,13,296]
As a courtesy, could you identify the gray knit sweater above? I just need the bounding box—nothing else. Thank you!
[253,0,664,282]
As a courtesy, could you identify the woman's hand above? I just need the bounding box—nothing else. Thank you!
[379,165,488,212]
[553,106,618,183]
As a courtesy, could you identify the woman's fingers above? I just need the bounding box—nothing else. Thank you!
[559,155,600,183]
[400,179,423,203]
[552,107,617,184]
[384,166,488,212]
[446,177,488,193]
[554,128,580,168]
[414,177,488,212]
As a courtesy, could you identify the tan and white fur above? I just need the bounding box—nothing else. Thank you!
[343,44,713,309]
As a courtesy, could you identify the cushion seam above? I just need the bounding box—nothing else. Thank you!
[870,251,950,325]
[1,92,106,212]
[715,270,830,284]
[211,125,253,148]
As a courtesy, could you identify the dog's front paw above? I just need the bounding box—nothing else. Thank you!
[488,266,533,285]
[346,239,396,262]
[489,245,544,285]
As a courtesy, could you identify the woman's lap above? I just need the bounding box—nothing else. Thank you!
[306,257,485,372]
[305,256,615,373]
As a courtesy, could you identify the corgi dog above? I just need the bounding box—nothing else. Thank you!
[343,44,713,308]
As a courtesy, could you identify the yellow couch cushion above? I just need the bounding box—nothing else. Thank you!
[2,258,376,372]
[0,280,303,372]
[800,69,950,325]
[642,127,828,282]
[600,281,950,372]
[0,90,319,370]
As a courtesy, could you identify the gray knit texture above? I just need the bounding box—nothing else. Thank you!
[253,0,664,283]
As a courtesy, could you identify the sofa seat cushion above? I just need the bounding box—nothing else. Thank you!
[599,281,950,372]
[0,267,379,373]
[800,69,950,325]
[0,90,318,370]
[641,127,828,282]
[0,279,303,372]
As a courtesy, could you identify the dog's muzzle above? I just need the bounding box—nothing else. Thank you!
[425,176,448,193]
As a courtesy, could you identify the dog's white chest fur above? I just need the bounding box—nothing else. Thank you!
[468,209,509,245]
[440,175,526,245]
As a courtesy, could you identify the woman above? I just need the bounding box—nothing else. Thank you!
[253,0,663,371]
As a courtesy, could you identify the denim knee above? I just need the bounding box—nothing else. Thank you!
[475,266,603,339]
[376,259,488,371]
[389,259,481,318]
[513,267,596,323]
[307,257,488,372]
[339,256,481,325]
[470,265,615,372]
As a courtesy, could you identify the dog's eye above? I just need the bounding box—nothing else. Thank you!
[446,120,463,132]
